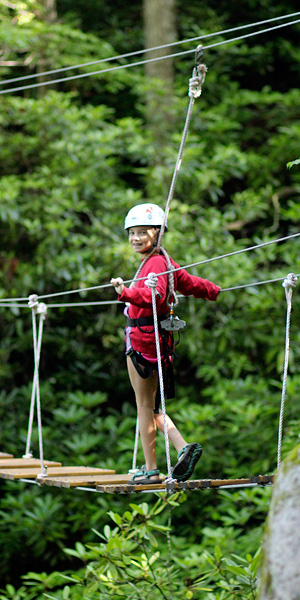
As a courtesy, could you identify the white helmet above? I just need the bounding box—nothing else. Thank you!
[124,203,167,230]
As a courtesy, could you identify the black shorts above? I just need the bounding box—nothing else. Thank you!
[126,349,175,411]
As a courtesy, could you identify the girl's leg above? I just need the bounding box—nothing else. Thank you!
[127,356,160,478]
[154,410,187,454]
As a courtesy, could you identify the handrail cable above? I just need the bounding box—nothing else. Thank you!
[1,232,300,303]
[36,231,300,300]
[1,11,299,87]
[0,274,300,309]
[1,18,300,95]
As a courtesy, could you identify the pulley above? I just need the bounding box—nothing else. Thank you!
[160,302,186,332]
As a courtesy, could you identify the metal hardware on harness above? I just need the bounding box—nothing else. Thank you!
[160,303,186,332]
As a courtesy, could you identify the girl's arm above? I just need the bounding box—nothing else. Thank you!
[176,267,220,300]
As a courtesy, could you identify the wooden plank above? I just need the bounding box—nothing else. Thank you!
[97,476,168,494]
[0,458,62,469]
[43,473,133,488]
[0,452,14,458]
[0,466,116,481]
[96,475,274,494]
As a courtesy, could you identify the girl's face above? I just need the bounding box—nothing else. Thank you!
[128,226,158,254]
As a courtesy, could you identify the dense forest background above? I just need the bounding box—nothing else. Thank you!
[0,1,300,598]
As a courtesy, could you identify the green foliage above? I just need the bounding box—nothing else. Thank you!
[0,493,270,599]
[1,0,300,596]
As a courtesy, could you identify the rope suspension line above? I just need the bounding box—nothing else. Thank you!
[24,295,48,478]
[131,415,140,474]
[1,17,300,95]
[157,45,206,250]
[145,273,175,487]
[1,11,299,88]
[277,273,297,469]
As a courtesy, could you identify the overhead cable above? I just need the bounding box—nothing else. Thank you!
[1,17,300,95]
[1,11,299,87]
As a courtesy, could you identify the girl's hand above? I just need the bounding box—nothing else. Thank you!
[110,277,125,295]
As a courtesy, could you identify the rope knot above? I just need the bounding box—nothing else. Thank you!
[165,476,177,493]
[188,64,207,98]
[37,302,47,317]
[145,272,159,292]
[282,273,297,291]
[28,294,39,309]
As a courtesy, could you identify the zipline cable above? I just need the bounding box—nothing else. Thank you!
[1,11,299,87]
[1,17,300,95]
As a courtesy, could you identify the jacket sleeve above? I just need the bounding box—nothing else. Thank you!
[118,257,168,308]
[175,266,221,300]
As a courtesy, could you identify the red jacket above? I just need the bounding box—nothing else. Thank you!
[119,253,220,359]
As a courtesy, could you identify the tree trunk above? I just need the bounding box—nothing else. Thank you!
[144,0,175,85]
[42,0,57,23]
[37,0,57,96]
[143,0,177,185]
[257,444,300,600]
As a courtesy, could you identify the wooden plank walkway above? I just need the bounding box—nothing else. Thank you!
[43,473,132,488]
[95,474,274,494]
[0,457,274,493]
[0,458,62,469]
[0,466,116,481]
[0,453,14,458]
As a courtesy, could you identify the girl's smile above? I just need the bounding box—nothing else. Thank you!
[128,226,158,254]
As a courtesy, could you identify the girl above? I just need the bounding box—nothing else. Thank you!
[111,203,220,484]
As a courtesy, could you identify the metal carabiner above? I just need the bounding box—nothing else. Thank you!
[170,302,175,328]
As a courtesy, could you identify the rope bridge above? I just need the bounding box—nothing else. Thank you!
[0,46,299,494]
[0,268,296,493]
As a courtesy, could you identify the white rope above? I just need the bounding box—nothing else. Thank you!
[145,273,176,485]
[277,273,297,469]
[24,295,48,476]
[1,11,299,87]
[1,18,300,95]
[157,49,207,249]
[23,300,42,457]
[131,416,140,473]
